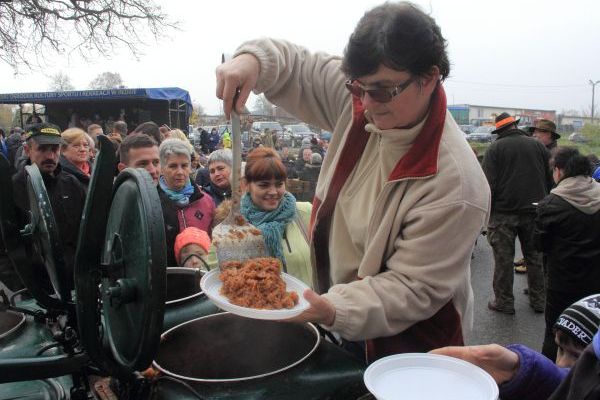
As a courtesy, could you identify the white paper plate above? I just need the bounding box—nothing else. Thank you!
[364,353,498,400]
[200,268,310,320]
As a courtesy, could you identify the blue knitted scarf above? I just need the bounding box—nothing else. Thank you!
[159,176,194,206]
[240,191,296,261]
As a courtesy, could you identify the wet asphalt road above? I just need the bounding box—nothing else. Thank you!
[466,234,545,351]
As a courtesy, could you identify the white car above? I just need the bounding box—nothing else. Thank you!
[569,132,587,143]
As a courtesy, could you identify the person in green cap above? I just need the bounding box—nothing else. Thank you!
[11,122,86,291]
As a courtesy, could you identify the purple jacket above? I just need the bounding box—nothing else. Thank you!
[500,344,569,400]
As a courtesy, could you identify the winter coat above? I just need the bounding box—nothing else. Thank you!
[200,130,210,154]
[202,181,231,207]
[234,39,490,356]
[534,176,600,293]
[12,162,86,290]
[5,133,22,173]
[298,163,321,202]
[59,155,92,189]
[158,182,215,266]
[482,129,552,214]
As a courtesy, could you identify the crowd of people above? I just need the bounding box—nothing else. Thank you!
[1,1,600,399]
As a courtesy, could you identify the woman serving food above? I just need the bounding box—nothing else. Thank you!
[216,1,490,362]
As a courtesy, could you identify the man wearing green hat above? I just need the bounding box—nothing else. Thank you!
[10,122,86,291]
[529,119,561,151]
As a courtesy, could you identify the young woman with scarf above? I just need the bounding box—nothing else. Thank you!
[216,2,490,363]
[209,147,313,286]
[158,139,215,267]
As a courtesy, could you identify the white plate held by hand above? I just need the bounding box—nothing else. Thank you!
[364,353,498,400]
[200,268,310,320]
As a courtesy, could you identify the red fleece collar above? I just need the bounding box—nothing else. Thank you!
[388,83,446,180]
[310,84,447,234]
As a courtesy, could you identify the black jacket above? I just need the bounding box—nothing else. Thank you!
[200,130,210,154]
[202,181,231,207]
[12,162,86,290]
[534,193,600,293]
[482,129,552,213]
[299,163,321,202]
[59,155,91,189]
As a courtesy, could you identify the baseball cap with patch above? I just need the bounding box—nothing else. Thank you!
[554,294,600,348]
[25,123,62,145]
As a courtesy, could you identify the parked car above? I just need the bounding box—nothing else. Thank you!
[284,124,314,147]
[459,124,476,135]
[466,126,495,143]
[251,121,284,135]
[569,132,587,143]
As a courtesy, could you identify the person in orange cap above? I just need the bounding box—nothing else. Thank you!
[482,112,552,315]
[174,227,211,269]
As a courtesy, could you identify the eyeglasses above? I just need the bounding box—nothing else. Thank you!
[345,77,414,103]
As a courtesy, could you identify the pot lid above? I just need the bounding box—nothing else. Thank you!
[25,163,72,303]
[76,136,166,378]
[0,154,70,310]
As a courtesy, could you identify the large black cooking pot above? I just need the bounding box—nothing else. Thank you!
[151,313,367,399]
[0,310,25,341]
[163,268,219,331]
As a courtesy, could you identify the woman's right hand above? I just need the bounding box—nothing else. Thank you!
[430,344,520,385]
[215,53,261,118]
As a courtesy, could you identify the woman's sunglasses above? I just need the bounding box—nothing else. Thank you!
[345,77,414,103]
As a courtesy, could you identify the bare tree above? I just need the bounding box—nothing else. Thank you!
[49,71,75,91]
[0,0,175,71]
[89,71,124,89]
[252,94,275,116]
[189,102,205,126]
[193,102,205,117]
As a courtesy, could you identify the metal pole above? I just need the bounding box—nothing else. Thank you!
[590,80,600,125]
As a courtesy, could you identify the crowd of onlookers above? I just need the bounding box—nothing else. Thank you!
[0,118,322,295]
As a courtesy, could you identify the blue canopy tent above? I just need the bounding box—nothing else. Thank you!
[0,87,192,131]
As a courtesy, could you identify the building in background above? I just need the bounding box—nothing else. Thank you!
[449,104,556,127]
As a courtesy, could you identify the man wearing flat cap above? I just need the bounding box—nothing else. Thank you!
[482,113,552,315]
[10,123,86,292]
[529,119,561,151]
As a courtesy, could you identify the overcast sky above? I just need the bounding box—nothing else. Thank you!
[2,0,600,115]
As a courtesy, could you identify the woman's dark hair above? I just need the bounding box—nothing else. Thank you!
[342,2,449,80]
[552,147,592,179]
[244,147,287,183]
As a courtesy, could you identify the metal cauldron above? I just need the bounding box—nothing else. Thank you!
[165,267,204,304]
[163,268,219,331]
[154,312,320,382]
[0,310,25,341]
[0,306,59,359]
[150,313,367,399]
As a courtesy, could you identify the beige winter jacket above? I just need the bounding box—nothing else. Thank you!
[235,39,490,342]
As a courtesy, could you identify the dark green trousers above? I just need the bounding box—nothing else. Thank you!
[487,212,545,310]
